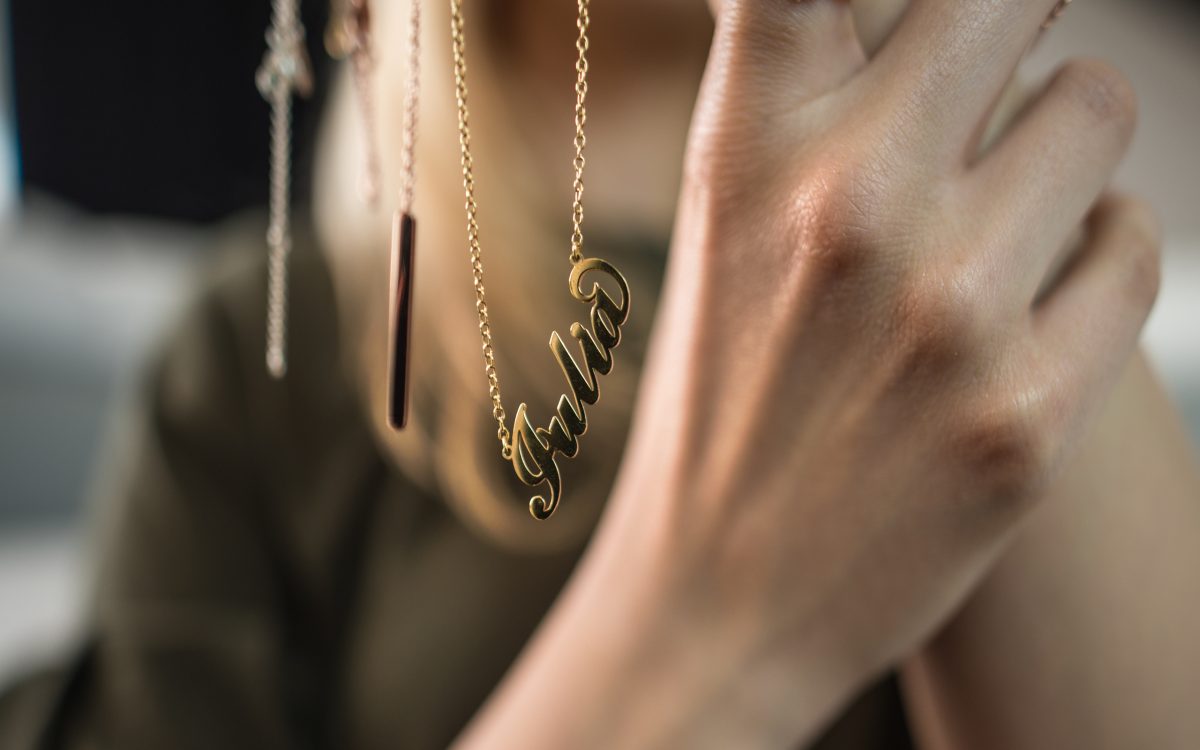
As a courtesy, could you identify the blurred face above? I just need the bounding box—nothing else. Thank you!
[379,0,716,234]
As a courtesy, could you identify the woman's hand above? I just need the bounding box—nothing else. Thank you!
[457,1,1159,747]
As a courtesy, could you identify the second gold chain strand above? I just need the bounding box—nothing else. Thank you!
[449,0,592,460]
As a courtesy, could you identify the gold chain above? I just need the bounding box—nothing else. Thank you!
[450,0,592,460]
[569,0,590,265]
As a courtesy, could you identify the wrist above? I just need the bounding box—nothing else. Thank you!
[594,473,863,747]
[456,467,857,749]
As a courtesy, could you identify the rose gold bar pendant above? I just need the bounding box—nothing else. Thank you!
[388,212,416,429]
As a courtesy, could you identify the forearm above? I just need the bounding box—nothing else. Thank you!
[903,352,1200,749]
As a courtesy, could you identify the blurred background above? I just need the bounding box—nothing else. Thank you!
[0,0,1197,689]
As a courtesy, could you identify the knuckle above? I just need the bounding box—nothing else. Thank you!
[890,273,986,373]
[1058,59,1138,141]
[782,154,916,282]
[952,396,1056,504]
[785,169,880,280]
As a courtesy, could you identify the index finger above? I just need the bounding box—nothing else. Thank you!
[861,0,1066,164]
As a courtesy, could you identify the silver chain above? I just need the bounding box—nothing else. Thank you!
[258,0,311,378]
[265,82,292,379]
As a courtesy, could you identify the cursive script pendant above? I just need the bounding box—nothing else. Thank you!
[509,258,631,520]
[388,212,416,429]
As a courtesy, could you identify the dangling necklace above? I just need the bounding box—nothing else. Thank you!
[328,0,423,429]
[388,0,422,429]
[450,0,631,521]
[258,0,314,378]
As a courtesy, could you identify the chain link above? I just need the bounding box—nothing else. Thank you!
[265,80,292,378]
[449,0,591,459]
[258,0,311,379]
[449,0,510,456]
[400,0,421,215]
[570,0,590,264]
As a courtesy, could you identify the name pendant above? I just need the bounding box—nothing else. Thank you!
[509,258,630,520]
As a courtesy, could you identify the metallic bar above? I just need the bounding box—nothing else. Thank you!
[387,211,416,429]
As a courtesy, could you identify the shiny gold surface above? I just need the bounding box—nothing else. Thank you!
[511,259,630,520]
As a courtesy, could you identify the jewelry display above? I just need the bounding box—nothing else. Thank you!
[450,0,631,520]
[257,0,314,378]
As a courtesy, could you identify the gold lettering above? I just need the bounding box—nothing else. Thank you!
[509,258,631,520]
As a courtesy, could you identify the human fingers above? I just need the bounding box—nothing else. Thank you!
[1025,194,1160,468]
[861,0,1066,165]
[971,59,1137,303]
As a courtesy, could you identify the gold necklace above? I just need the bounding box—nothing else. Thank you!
[450,0,631,521]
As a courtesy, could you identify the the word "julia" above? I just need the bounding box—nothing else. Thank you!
[510,258,631,520]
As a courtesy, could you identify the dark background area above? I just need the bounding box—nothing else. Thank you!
[9,0,333,222]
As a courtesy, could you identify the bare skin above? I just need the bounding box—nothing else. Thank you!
[318,0,1199,746]
[905,355,1200,749]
